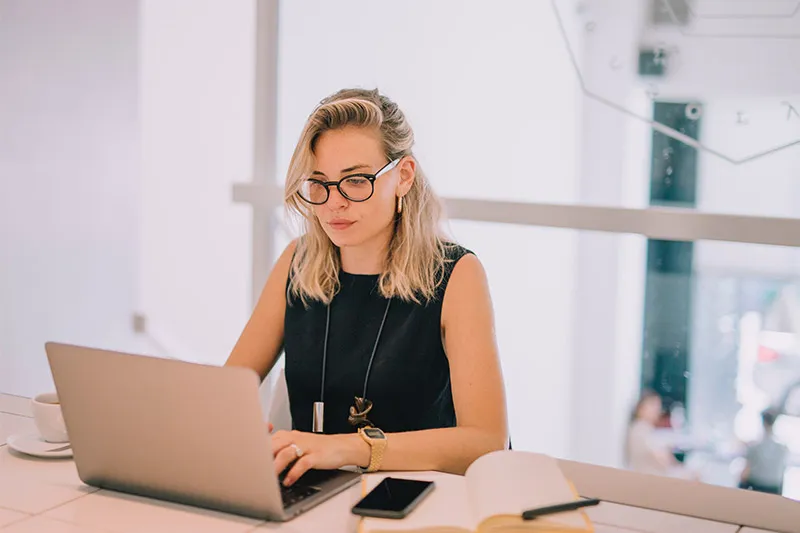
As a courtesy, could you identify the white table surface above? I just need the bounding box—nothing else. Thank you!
[0,394,781,533]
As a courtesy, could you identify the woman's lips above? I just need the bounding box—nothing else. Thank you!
[328,219,354,230]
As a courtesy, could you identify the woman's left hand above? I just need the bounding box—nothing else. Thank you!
[271,430,359,486]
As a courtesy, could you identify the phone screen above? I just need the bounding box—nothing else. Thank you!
[352,477,434,517]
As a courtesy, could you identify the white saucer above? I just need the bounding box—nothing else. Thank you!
[6,433,73,458]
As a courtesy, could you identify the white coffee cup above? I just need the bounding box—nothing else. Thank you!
[31,392,69,443]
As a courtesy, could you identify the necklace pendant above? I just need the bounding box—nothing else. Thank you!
[312,401,325,433]
[348,396,374,428]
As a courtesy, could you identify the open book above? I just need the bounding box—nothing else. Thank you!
[359,451,593,533]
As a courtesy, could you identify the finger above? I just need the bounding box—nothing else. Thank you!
[283,455,314,486]
[268,422,274,433]
[274,445,300,477]
[271,430,292,456]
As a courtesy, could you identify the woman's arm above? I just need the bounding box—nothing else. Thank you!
[651,446,680,471]
[273,253,509,484]
[224,240,297,380]
[371,253,508,472]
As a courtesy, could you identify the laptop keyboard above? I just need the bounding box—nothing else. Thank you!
[278,469,342,508]
[280,484,320,508]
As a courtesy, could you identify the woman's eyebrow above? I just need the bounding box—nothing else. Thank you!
[311,163,371,177]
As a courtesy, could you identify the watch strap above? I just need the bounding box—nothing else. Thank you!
[359,428,387,473]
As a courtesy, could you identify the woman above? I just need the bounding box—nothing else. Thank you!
[225,88,508,486]
[625,390,694,479]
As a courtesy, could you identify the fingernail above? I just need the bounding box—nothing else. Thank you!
[283,478,292,486]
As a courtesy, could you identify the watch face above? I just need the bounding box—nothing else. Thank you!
[363,428,385,439]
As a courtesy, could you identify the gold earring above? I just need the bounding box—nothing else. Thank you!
[397,196,403,214]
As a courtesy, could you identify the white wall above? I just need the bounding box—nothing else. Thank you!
[0,0,141,397]
[138,0,254,365]
[567,0,651,468]
[0,0,259,397]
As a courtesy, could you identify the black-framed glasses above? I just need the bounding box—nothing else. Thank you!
[297,158,401,205]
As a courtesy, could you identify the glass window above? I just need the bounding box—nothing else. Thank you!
[276,0,800,217]
[447,220,800,498]
[271,0,800,504]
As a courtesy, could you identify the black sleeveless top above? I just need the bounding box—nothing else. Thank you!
[283,243,472,435]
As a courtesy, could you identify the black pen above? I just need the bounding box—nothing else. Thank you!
[522,498,601,520]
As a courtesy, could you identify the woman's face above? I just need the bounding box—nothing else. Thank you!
[309,126,414,250]
[640,395,663,423]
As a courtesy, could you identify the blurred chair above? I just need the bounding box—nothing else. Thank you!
[260,366,292,432]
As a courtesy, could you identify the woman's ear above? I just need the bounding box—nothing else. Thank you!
[396,157,416,197]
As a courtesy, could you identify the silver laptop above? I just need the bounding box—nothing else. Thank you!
[44,342,361,521]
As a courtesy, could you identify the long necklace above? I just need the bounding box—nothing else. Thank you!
[312,297,392,433]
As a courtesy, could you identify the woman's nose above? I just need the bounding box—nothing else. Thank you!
[326,186,348,209]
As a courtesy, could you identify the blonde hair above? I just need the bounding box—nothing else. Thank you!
[284,88,449,306]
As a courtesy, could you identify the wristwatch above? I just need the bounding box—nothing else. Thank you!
[357,427,387,473]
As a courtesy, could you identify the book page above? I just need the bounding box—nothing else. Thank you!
[360,472,476,533]
[465,451,587,531]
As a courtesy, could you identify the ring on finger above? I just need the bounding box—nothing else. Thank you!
[290,443,304,458]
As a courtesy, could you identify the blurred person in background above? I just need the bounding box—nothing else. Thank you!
[739,409,788,495]
[626,389,696,480]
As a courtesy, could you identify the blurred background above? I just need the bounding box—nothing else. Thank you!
[2,0,800,500]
